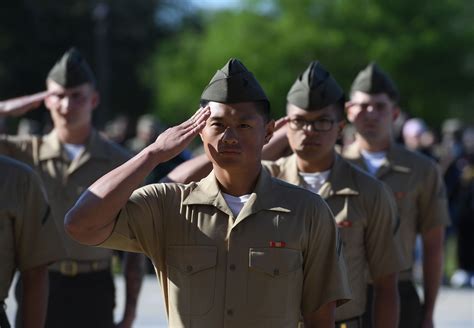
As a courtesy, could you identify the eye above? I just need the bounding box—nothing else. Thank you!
[239,123,251,129]
[210,122,225,128]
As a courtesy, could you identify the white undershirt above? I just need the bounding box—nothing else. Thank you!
[360,149,387,176]
[299,170,331,194]
[222,192,251,217]
[63,143,85,161]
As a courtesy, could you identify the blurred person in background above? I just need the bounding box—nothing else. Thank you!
[343,63,450,328]
[0,47,144,328]
[402,117,437,160]
[449,126,474,288]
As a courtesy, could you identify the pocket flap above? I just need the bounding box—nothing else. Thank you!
[249,248,302,277]
[167,245,217,275]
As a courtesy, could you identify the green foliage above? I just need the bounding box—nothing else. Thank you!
[149,0,474,126]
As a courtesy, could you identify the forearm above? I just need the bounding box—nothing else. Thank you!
[21,266,49,328]
[65,146,164,245]
[422,227,444,320]
[119,252,145,327]
[166,153,212,183]
[373,273,399,328]
[303,301,336,328]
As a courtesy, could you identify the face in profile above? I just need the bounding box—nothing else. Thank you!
[286,103,343,164]
[45,80,99,131]
[200,101,274,171]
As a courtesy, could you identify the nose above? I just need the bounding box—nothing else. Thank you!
[221,127,238,145]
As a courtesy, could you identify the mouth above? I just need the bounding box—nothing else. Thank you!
[302,140,321,147]
[218,148,241,155]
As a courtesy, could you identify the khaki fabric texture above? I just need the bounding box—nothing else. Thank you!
[0,156,65,300]
[100,169,351,327]
[263,154,406,321]
[0,130,130,262]
[343,142,450,280]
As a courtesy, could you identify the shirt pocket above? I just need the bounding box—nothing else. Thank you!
[166,245,217,316]
[247,247,303,318]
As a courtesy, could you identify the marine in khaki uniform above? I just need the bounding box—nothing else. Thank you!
[65,58,352,327]
[0,155,65,328]
[343,63,450,328]
[0,48,144,328]
[166,61,405,328]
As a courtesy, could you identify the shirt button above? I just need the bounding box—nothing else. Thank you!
[227,309,234,316]
[229,264,236,271]
[273,268,280,276]
[186,265,193,273]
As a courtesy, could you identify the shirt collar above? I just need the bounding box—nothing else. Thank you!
[343,141,411,176]
[183,168,291,220]
[38,129,112,162]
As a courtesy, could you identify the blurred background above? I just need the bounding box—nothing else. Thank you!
[1,0,473,129]
[2,1,473,326]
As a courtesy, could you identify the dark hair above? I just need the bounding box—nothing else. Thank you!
[200,99,271,122]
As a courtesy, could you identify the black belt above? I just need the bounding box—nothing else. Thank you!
[335,315,362,328]
[0,301,10,328]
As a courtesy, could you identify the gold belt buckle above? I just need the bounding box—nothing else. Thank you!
[91,261,100,271]
[60,261,78,277]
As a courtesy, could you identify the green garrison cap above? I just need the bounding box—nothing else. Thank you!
[200,58,268,103]
[47,48,96,88]
[350,62,399,102]
[287,61,343,110]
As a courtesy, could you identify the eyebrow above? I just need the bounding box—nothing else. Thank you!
[209,114,259,121]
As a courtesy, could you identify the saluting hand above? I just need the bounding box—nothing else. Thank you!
[0,90,51,117]
[262,116,291,161]
[147,106,210,164]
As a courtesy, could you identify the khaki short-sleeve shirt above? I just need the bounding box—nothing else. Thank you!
[0,156,65,300]
[0,130,130,261]
[99,169,352,327]
[343,142,450,280]
[263,154,406,320]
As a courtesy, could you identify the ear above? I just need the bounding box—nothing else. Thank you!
[392,106,400,121]
[337,120,346,134]
[91,91,100,110]
[345,102,356,123]
[44,96,53,111]
[264,119,275,144]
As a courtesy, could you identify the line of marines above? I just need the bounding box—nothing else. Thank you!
[0,48,449,328]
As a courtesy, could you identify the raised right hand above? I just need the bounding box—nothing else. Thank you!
[147,106,210,163]
[0,90,51,117]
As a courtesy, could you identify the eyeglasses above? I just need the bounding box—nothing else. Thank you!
[288,118,335,132]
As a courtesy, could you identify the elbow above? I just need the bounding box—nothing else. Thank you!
[64,207,89,244]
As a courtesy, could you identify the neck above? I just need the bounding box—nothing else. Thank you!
[55,125,92,145]
[355,134,391,152]
[296,151,335,173]
[213,164,261,196]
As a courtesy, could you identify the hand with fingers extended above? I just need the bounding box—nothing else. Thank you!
[148,106,211,163]
[0,91,51,117]
[262,116,292,161]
